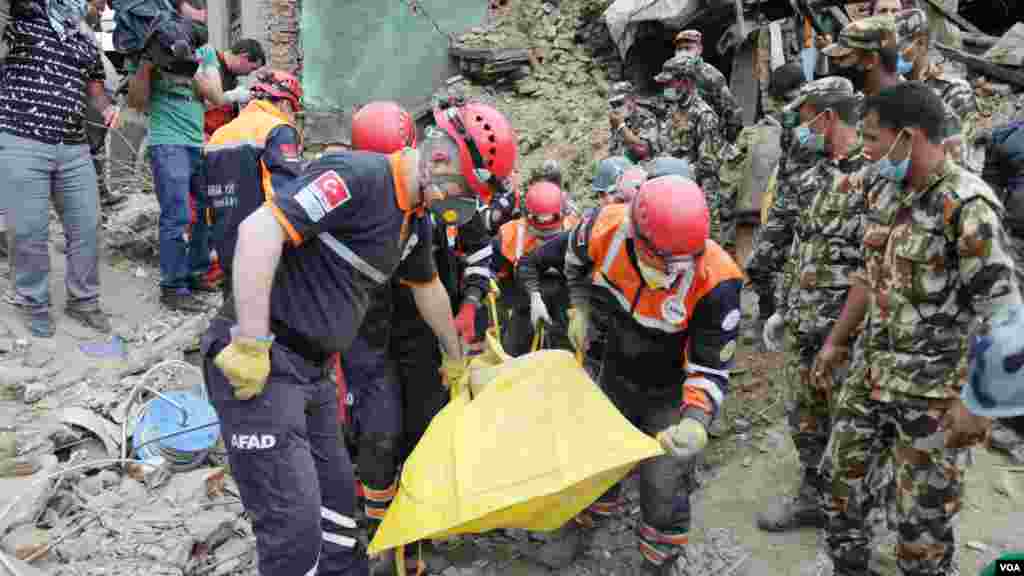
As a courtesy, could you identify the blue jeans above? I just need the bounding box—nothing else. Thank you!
[150,145,208,290]
[0,131,101,313]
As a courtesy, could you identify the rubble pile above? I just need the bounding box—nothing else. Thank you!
[451,0,618,206]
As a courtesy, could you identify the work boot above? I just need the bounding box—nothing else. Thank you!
[0,431,42,478]
[756,475,826,532]
[65,306,112,334]
[160,288,207,313]
[369,547,425,576]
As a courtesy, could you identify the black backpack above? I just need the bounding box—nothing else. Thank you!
[112,0,207,77]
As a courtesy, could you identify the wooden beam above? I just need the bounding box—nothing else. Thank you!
[934,42,1024,89]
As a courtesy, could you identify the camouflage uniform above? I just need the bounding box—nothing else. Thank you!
[655,57,725,242]
[746,138,824,329]
[824,160,1022,575]
[780,157,867,476]
[895,9,982,172]
[671,31,743,143]
[607,81,661,164]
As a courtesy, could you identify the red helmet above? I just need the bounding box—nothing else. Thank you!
[250,69,302,112]
[432,102,517,203]
[351,101,416,153]
[631,175,709,258]
[524,181,564,232]
[615,166,647,203]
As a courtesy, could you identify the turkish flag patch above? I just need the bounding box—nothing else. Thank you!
[279,143,298,158]
[294,170,351,223]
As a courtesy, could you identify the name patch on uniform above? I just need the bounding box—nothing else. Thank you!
[230,433,277,451]
[662,297,687,324]
[722,309,741,332]
[294,170,351,223]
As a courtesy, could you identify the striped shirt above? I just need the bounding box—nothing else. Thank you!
[0,17,105,145]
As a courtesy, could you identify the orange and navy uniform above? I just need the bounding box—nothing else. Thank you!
[255,151,436,360]
[564,203,743,422]
[490,215,579,281]
[205,100,304,276]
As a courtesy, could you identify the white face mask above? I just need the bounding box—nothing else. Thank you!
[637,256,696,292]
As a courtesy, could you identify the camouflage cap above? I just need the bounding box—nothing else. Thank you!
[783,76,855,112]
[654,55,700,83]
[609,81,634,102]
[822,14,898,58]
[895,8,928,49]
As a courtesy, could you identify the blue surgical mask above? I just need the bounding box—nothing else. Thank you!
[795,110,827,153]
[897,54,914,76]
[878,130,912,182]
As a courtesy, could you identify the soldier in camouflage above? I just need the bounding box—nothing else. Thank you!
[894,8,982,172]
[673,30,744,144]
[654,55,725,242]
[745,80,829,349]
[756,77,867,533]
[814,83,1021,576]
[606,81,660,165]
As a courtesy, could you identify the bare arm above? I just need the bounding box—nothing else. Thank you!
[126,61,154,111]
[87,80,112,118]
[233,206,286,339]
[824,280,869,348]
[193,47,225,104]
[411,276,463,361]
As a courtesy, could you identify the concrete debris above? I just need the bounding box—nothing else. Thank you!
[0,455,59,535]
[1,525,50,561]
[0,550,52,576]
[102,193,160,260]
[186,509,238,549]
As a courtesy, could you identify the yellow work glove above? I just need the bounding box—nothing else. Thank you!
[567,307,588,353]
[656,418,708,462]
[213,330,273,400]
[440,352,470,391]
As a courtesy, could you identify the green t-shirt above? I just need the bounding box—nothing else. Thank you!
[127,45,218,147]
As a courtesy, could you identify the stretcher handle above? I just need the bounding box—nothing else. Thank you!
[530,322,545,353]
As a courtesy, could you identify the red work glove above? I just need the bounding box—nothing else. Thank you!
[454,302,478,344]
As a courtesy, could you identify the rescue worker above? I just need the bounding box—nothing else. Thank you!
[672,29,744,144]
[391,100,517,461]
[591,156,633,208]
[565,175,743,574]
[328,100,421,575]
[493,180,577,356]
[202,87,470,575]
[894,8,981,171]
[606,81,660,165]
[204,69,301,292]
[814,83,1020,576]
[755,77,866,532]
[655,55,725,244]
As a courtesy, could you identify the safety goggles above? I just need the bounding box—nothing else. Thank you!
[633,225,699,274]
